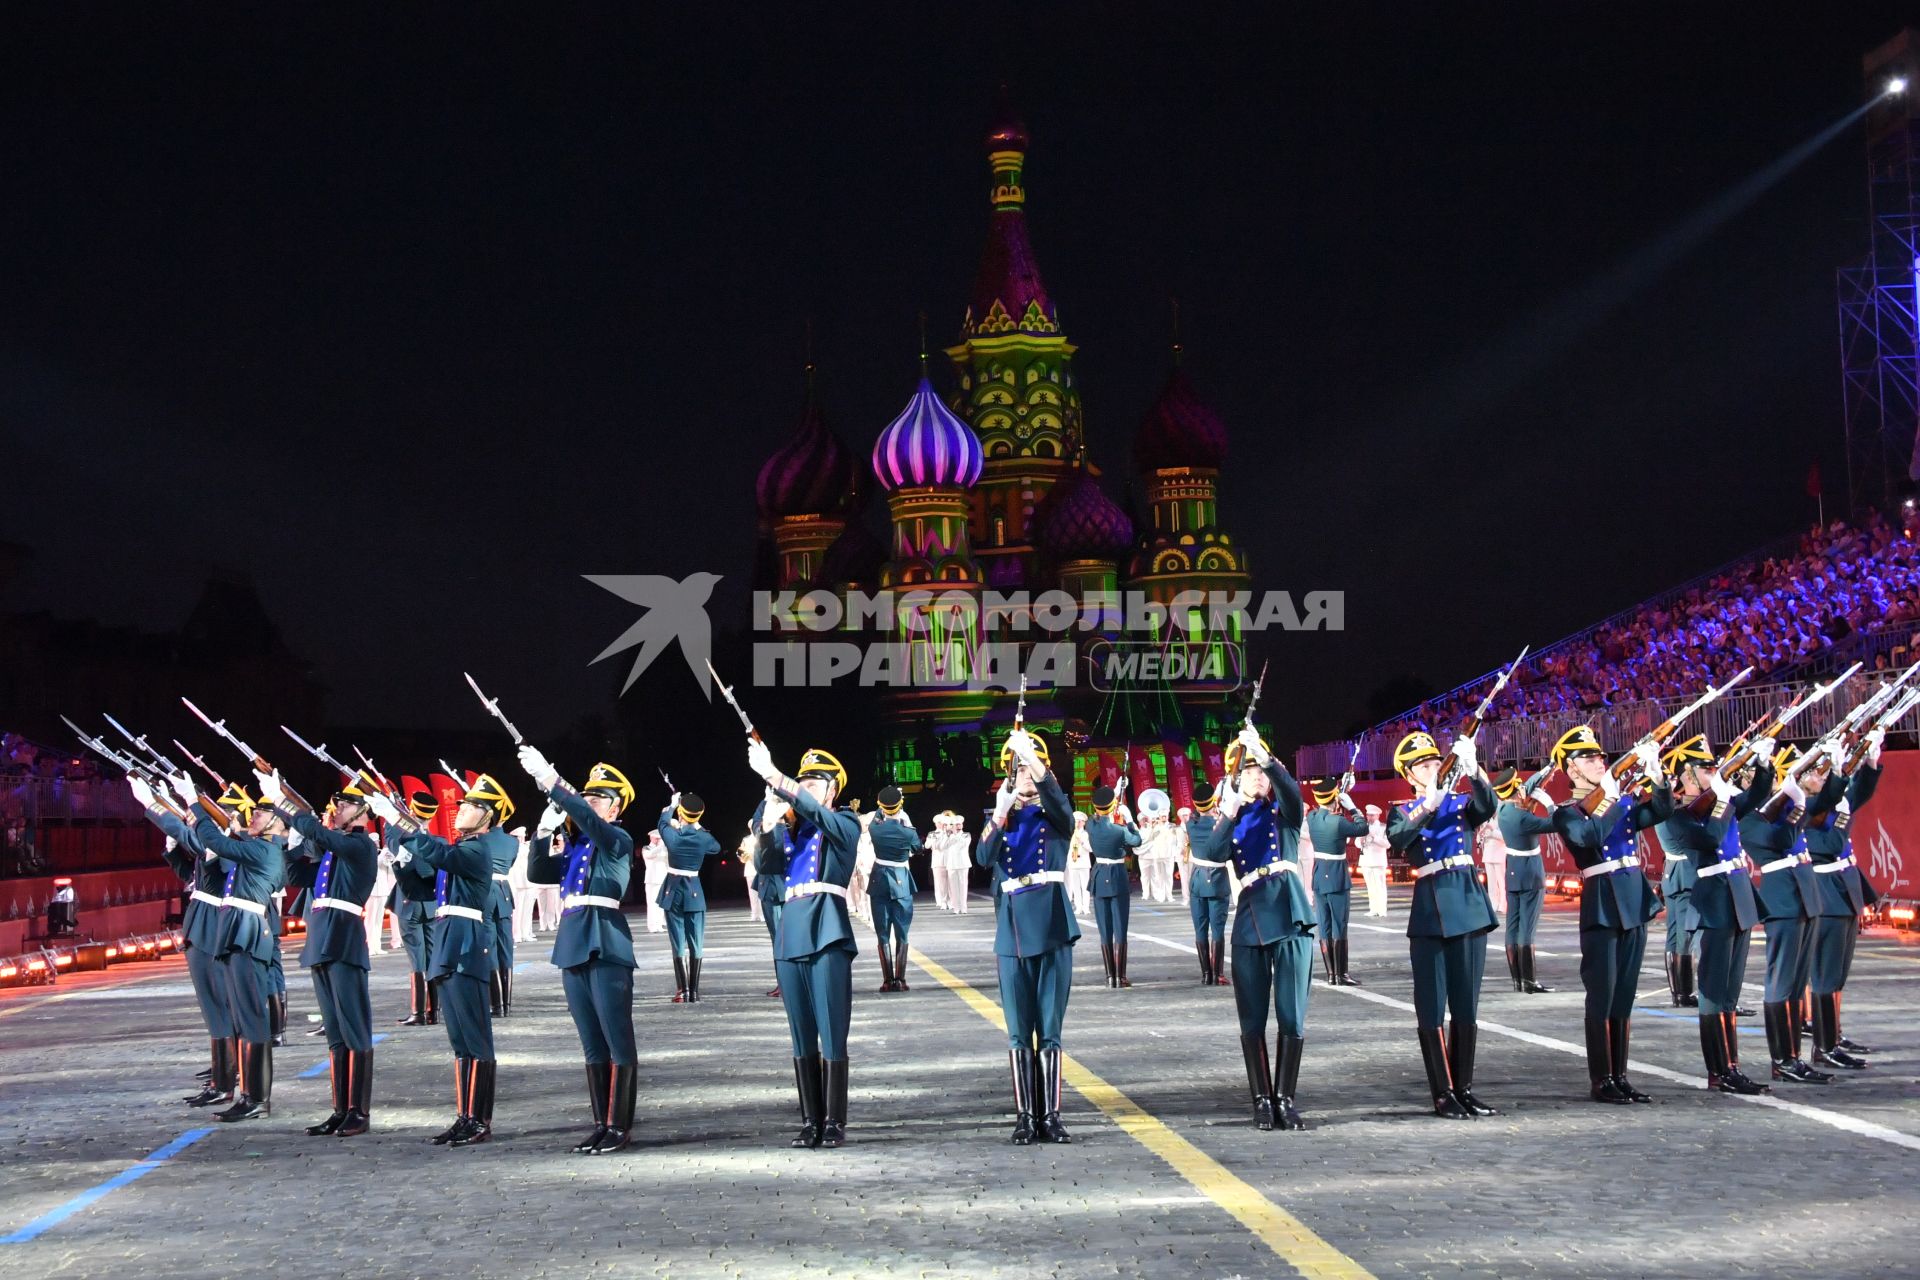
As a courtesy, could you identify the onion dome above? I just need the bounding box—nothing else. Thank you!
[872,374,985,491]
[1040,459,1133,561]
[755,369,856,520]
[1133,365,1228,473]
[818,516,887,588]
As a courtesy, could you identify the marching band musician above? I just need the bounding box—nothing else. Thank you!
[1067,811,1093,917]
[509,826,537,944]
[1137,789,1178,904]
[934,812,973,914]
[741,836,765,924]
[1306,775,1367,986]
[1358,804,1390,918]
[1184,785,1231,986]
[641,829,668,934]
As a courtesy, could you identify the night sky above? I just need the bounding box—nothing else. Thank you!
[6,5,1918,753]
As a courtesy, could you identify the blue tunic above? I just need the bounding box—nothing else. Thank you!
[977,774,1080,958]
[527,783,636,969]
[1387,776,1499,939]
[1549,785,1672,930]
[1206,761,1313,947]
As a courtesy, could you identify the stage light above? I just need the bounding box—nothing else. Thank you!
[1889,76,1909,96]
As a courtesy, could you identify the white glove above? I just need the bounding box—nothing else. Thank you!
[1867,727,1886,766]
[164,835,177,853]
[517,744,559,790]
[1598,769,1621,801]
[1339,790,1362,814]
[1453,735,1478,777]
[392,846,414,868]
[1236,726,1270,765]
[1177,806,1192,821]
[1113,774,1128,796]
[1115,806,1134,826]
[1750,736,1776,766]
[1780,776,1807,810]
[760,797,791,833]
[1423,777,1444,809]
[1006,728,1043,776]
[128,776,156,809]
[747,738,776,782]
[535,803,565,839]
[254,769,285,806]
[364,791,402,826]
[286,829,306,851]
[1632,741,1663,783]
[170,772,198,805]
[991,784,1015,827]
[1708,772,1739,803]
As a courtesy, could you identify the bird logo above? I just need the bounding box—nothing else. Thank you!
[586,572,722,696]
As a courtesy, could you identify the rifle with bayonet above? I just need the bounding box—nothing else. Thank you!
[1762,667,1920,814]
[1434,645,1530,792]
[1707,663,1861,811]
[1843,682,1920,774]
[281,725,360,786]
[180,697,314,812]
[173,738,232,793]
[1574,664,1753,815]
[65,715,221,824]
[352,745,405,803]
[104,713,189,779]
[705,659,761,744]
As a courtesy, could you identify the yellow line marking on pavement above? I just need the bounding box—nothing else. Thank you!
[907,945,1374,1280]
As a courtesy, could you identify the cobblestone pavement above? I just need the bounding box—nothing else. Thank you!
[1,888,1915,1278]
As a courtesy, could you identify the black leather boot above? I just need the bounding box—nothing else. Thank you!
[219,1042,272,1121]
[1521,946,1554,994]
[1336,938,1362,985]
[1719,1012,1768,1094]
[1586,1019,1630,1103]
[1100,942,1117,988]
[336,1048,373,1136]
[572,1062,611,1153]
[1767,1003,1827,1083]
[425,977,440,1025]
[1506,944,1523,991]
[488,970,503,1016]
[592,1064,637,1153]
[875,942,894,993]
[185,1038,231,1106]
[1038,1048,1071,1143]
[270,993,286,1046]
[672,955,688,1003]
[1116,942,1132,988]
[399,972,428,1025]
[306,1046,348,1135]
[1666,953,1684,1006]
[1700,1012,1732,1091]
[1418,1027,1471,1118]
[1214,938,1231,986]
[791,1055,823,1148]
[1196,940,1213,984]
[1009,1048,1037,1145]
[1319,941,1336,986]
[820,1058,848,1148]
[432,1057,471,1143]
[894,943,910,991]
[1239,1034,1275,1130]
[687,956,703,1003]
[498,968,512,1017]
[1676,954,1698,1007]
[1610,1019,1651,1102]
[452,1060,494,1146]
[1811,993,1868,1070]
[1275,1033,1307,1129]
[1447,1020,1496,1115]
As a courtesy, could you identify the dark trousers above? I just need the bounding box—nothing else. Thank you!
[187,944,234,1040]
[665,907,706,958]
[1578,924,1647,1022]
[1761,915,1812,1004]
[399,903,432,972]
[1314,887,1350,942]
[1504,885,1543,946]
[434,972,494,1059]
[1092,894,1130,947]
[871,895,913,951]
[1664,892,1697,958]
[493,906,514,976]
[312,961,374,1052]
[1809,915,1854,996]
[762,900,782,948]
[1695,926,1751,1015]
[561,960,636,1066]
[1409,931,1487,1028]
[268,941,286,997]
[1233,934,1313,1036]
[776,946,853,1059]
[221,951,273,1044]
[997,947,1074,1050]
[1189,895,1227,949]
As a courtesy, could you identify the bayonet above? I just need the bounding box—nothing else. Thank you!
[705,659,761,743]
[463,671,525,745]
[180,697,311,811]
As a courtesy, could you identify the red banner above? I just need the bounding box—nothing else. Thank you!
[1129,752,1158,801]
[429,772,463,841]
[1096,752,1121,790]
[1165,748,1195,812]
[1198,741,1225,788]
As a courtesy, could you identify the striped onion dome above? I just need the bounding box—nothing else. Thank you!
[871,374,984,491]
[755,373,856,520]
[1040,460,1133,561]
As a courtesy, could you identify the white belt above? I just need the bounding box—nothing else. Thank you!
[437,904,485,921]
[786,881,848,902]
[1189,857,1230,868]
[1413,854,1475,879]
[191,889,223,907]
[222,897,267,915]
[1755,853,1810,876]
[1580,855,1642,879]
[873,858,910,868]
[1233,860,1300,900]
[312,897,364,917]
[998,870,1066,892]
[1505,850,1541,857]
[666,867,700,878]
[1095,857,1128,865]
[563,894,623,911]
[492,873,512,882]
[1812,857,1855,875]
[1696,859,1744,879]
[1310,853,1349,862]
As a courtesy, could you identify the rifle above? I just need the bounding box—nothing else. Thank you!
[180,697,314,812]
[1574,664,1753,815]
[1243,660,1268,730]
[1715,663,1860,783]
[658,766,676,797]
[438,759,470,787]
[65,714,220,825]
[172,738,232,793]
[281,725,359,784]
[1434,645,1529,791]
[463,671,526,745]
[706,659,761,744]
[351,745,404,802]
[1847,685,1920,773]
[1827,663,1920,772]
[104,713,188,779]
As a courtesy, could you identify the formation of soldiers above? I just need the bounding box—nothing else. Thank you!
[109,669,1898,1149]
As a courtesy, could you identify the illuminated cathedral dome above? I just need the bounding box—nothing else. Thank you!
[871,374,984,491]
[1133,365,1228,472]
[755,370,856,520]
[1040,459,1133,561]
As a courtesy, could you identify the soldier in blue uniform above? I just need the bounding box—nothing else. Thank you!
[488,828,516,1019]
[867,785,922,993]
[260,768,380,1136]
[1654,734,1772,1094]
[369,773,518,1146]
[1087,783,1141,988]
[1736,745,1832,1085]
[751,791,789,999]
[1545,726,1671,1105]
[1305,775,1367,986]
[746,741,861,1149]
[1208,727,1313,1130]
[130,777,240,1107]
[976,728,1078,1145]
[1802,731,1884,1071]
[393,785,441,1028]
[1386,731,1500,1120]
[518,750,641,1153]
[657,791,721,1002]
[1493,768,1556,993]
[1659,774,1701,1010]
[174,774,288,1122]
[1184,783,1230,986]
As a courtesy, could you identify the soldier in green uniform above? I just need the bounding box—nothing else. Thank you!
[1659,774,1701,1010]
[976,728,1079,1145]
[1494,768,1556,993]
[261,769,380,1136]
[1803,731,1884,1070]
[1653,734,1772,1094]
[1306,775,1367,986]
[657,792,721,1003]
[1736,746,1831,1084]
[1545,726,1671,1105]
[1386,731,1499,1120]
[746,741,861,1150]
[1184,783,1230,986]
[752,791,789,999]
[392,785,441,1028]
[1087,783,1142,988]
[867,785,922,993]
[369,773,518,1146]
